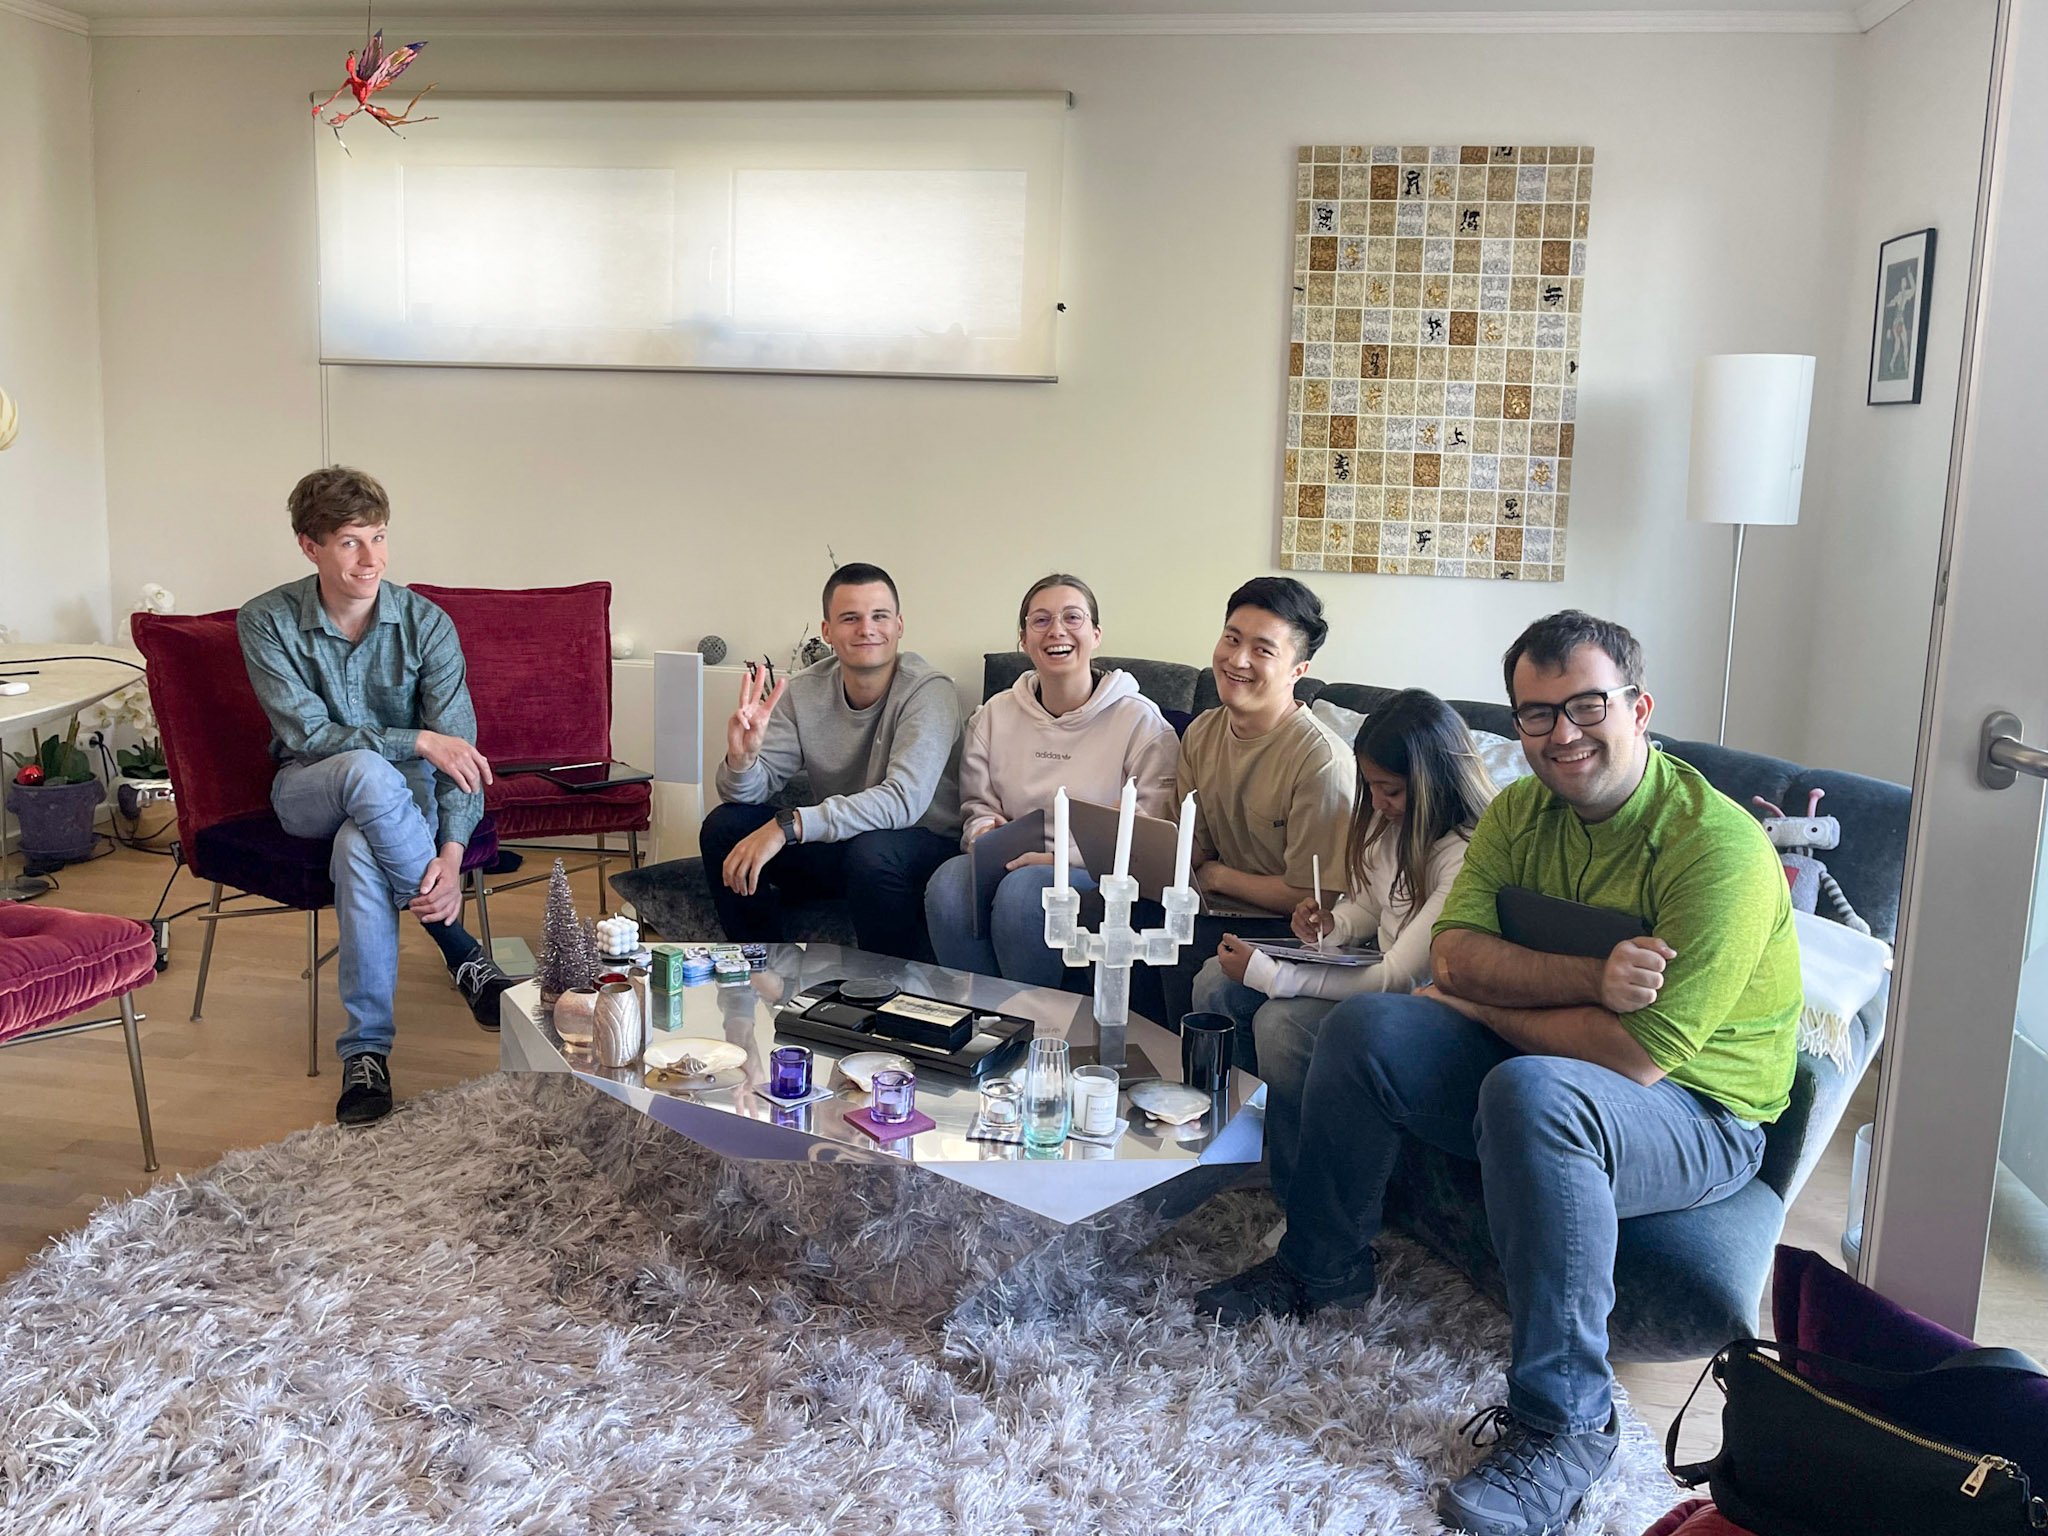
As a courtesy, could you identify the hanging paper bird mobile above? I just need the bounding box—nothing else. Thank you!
[314,27,437,147]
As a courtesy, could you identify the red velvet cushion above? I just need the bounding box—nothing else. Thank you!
[0,905,156,1044]
[485,776,651,840]
[408,583,613,764]
[131,609,278,854]
[186,812,502,910]
[1640,1500,1754,1535]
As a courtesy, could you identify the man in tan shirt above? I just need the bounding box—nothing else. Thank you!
[1159,576,1356,1024]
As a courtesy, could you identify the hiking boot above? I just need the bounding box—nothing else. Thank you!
[336,1052,393,1126]
[1191,1253,1375,1326]
[452,951,514,1031]
[1437,1405,1619,1536]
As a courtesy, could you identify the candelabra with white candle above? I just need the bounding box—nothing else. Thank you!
[1041,781,1200,1077]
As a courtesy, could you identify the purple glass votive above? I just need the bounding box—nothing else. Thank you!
[769,1046,812,1100]
[871,1068,916,1124]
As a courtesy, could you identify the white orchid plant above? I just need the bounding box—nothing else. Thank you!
[80,584,176,780]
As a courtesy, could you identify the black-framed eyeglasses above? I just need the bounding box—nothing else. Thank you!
[1510,686,1639,737]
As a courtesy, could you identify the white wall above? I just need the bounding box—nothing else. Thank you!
[1792,0,1996,784]
[0,8,111,645]
[90,27,1867,756]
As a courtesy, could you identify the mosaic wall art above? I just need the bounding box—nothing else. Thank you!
[1281,144,1594,580]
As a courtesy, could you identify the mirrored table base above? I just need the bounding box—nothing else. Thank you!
[499,944,1264,1321]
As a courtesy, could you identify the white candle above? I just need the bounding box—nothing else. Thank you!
[1053,787,1070,892]
[1111,777,1137,879]
[1173,790,1197,889]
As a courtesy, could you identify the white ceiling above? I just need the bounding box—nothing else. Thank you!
[12,0,1906,34]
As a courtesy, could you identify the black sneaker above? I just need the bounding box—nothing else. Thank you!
[1437,1405,1619,1536]
[336,1052,393,1126]
[452,952,513,1031]
[1190,1253,1375,1326]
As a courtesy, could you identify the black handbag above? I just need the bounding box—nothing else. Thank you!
[1667,1337,2048,1535]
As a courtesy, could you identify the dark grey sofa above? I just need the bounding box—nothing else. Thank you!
[619,652,1905,1361]
[981,652,1905,1362]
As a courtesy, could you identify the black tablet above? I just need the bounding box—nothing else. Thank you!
[1495,886,1652,958]
[540,761,654,793]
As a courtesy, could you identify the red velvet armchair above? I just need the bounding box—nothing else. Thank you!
[131,610,499,1075]
[408,582,650,944]
[0,904,159,1171]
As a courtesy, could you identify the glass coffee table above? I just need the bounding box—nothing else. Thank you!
[499,943,1264,1322]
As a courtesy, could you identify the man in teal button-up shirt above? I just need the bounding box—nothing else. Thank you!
[237,466,511,1125]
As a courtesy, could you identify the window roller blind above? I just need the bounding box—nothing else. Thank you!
[315,95,1068,380]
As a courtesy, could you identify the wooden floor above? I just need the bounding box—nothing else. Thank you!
[7,840,2034,1470]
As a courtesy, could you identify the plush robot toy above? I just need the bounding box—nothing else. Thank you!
[1752,789,1871,935]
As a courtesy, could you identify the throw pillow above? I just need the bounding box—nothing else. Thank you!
[1310,698,1366,748]
[1471,730,1536,789]
[1772,1245,2048,1476]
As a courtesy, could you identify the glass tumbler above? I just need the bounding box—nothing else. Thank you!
[978,1077,1022,1129]
[1023,1038,1072,1148]
[768,1046,812,1099]
[871,1068,917,1124]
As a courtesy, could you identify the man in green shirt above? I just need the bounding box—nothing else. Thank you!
[238,467,513,1127]
[1195,611,1799,1536]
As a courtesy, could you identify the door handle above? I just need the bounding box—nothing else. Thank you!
[1980,711,2048,789]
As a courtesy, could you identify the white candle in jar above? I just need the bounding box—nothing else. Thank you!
[1070,1066,1118,1136]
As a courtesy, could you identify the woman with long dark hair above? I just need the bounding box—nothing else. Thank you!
[1195,688,1496,1197]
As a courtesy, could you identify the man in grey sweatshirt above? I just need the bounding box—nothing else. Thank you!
[702,562,964,960]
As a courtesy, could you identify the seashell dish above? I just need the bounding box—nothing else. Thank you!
[642,1036,746,1075]
[1127,1081,1212,1126]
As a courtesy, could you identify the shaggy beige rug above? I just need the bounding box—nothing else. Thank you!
[0,1072,1680,1534]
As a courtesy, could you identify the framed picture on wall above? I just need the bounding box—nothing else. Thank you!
[1868,227,1937,405]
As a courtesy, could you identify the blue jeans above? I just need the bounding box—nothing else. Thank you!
[1275,992,1766,1434]
[1146,911,1294,1029]
[1191,957,1335,1201]
[925,854,1096,989]
[271,750,442,1063]
[698,801,957,962]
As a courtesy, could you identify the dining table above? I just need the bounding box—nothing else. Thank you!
[2,641,149,901]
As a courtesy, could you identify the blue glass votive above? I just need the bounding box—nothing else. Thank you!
[769,1046,812,1100]
[871,1068,917,1124]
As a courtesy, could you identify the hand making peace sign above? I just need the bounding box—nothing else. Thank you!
[725,662,788,771]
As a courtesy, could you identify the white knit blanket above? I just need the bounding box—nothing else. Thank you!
[1794,908,1893,1070]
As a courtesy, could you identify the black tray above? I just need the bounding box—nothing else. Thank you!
[772,980,1036,1080]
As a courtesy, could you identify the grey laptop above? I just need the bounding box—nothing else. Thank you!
[1067,798,1268,915]
[1069,797,1183,905]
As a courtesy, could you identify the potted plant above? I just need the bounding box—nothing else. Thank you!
[7,717,104,866]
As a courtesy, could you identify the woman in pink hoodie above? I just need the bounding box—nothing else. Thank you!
[923,574,1179,986]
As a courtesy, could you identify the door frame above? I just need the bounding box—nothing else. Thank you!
[1861,0,2048,1331]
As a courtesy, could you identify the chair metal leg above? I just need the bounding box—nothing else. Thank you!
[596,832,609,915]
[307,908,321,1078]
[473,870,495,953]
[628,828,643,870]
[120,993,159,1173]
[191,881,223,1021]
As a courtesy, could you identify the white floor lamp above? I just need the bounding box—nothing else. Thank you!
[1686,353,1815,745]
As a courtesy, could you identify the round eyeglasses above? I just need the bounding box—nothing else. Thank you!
[1511,685,1639,737]
[1025,608,1094,635]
